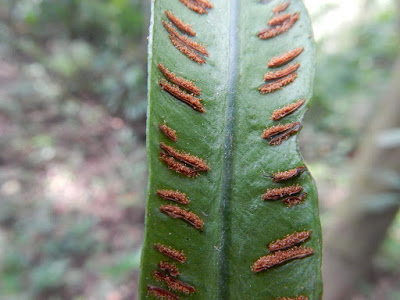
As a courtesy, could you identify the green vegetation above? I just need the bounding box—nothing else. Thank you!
[0,0,399,299]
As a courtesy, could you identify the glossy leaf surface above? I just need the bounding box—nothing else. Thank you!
[140,0,322,299]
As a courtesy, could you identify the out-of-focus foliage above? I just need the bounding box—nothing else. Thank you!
[303,3,400,167]
[300,3,400,222]
[1,0,149,124]
[0,1,148,299]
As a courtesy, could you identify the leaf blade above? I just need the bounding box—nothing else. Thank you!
[140,0,322,299]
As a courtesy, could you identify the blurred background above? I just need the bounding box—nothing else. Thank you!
[0,0,399,299]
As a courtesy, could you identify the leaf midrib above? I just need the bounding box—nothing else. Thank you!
[218,0,240,298]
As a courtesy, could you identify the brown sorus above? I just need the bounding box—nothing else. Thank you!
[154,243,186,263]
[271,166,306,182]
[165,11,196,36]
[271,99,305,121]
[169,35,206,64]
[262,121,301,140]
[160,142,210,171]
[159,261,180,277]
[160,204,204,231]
[264,63,300,81]
[179,0,208,14]
[281,192,308,207]
[276,297,308,300]
[160,152,199,178]
[159,122,178,142]
[195,0,214,9]
[251,246,314,273]
[153,271,196,294]
[147,285,180,300]
[157,189,190,205]
[268,47,304,67]
[269,231,312,252]
[158,64,201,95]
[261,122,302,145]
[159,79,205,113]
[162,21,209,56]
[258,13,299,40]
[268,13,292,26]
[262,185,303,201]
[259,73,297,94]
[272,2,291,14]
[268,122,302,145]
[262,123,298,139]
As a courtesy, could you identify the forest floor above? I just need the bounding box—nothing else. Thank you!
[0,56,146,300]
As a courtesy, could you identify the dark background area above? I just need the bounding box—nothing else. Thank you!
[0,0,400,299]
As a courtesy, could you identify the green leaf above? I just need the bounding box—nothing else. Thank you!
[140,0,322,299]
